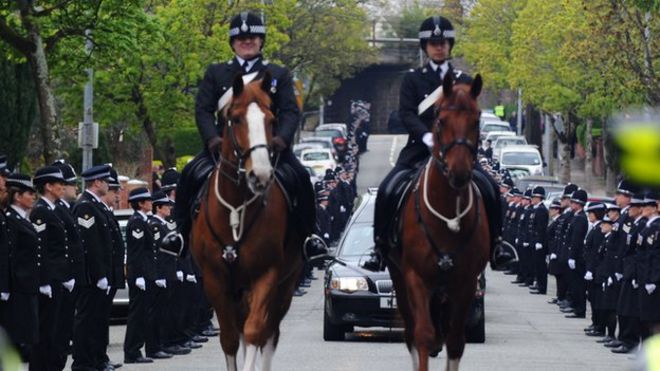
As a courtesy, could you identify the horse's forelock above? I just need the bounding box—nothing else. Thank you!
[440,84,478,113]
[230,82,274,122]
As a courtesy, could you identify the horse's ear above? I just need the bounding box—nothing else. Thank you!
[261,71,272,93]
[470,74,483,99]
[442,72,454,98]
[233,74,244,97]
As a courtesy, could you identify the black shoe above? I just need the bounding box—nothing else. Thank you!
[565,313,586,318]
[511,280,524,284]
[583,325,595,332]
[299,281,311,288]
[192,335,208,343]
[111,362,122,370]
[293,288,307,296]
[528,285,538,290]
[201,329,219,337]
[604,340,624,348]
[585,330,605,337]
[560,307,574,313]
[303,235,329,262]
[362,251,385,272]
[146,351,173,359]
[518,283,530,287]
[184,340,202,349]
[124,357,153,364]
[611,344,636,354]
[597,336,615,343]
[548,298,558,304]
[503,271,517,275]
[530,290,546,295]
[162,345,191,355]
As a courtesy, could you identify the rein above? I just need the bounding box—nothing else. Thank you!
[432,105,480,175]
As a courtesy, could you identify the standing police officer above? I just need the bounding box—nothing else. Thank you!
[0,157,9,323]
[565,189,589,319]
[529,186,549,295]
[366,15,512,271]
[175,11,325,260]
[552,184,578,310]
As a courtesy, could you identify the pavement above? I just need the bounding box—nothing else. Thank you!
[69,135,637,370]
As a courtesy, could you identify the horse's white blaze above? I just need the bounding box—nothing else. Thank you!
[246,102,272,184]
[410,346,419,371]
[242,344,259,371]
[447,358,460,371]
[225,355,237,371]
[260,335,276,371]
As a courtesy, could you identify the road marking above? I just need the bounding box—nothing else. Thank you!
[389,136,398,167]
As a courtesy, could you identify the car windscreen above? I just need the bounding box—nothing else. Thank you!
[302,140,331,148]
[303,152,330,161]
[314,129,341,138]
[496,139,525,147]
[338,224,374,257]
[502,152,541,165]
[483,124,510,132]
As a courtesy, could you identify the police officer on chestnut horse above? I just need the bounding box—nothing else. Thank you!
[175,11,327,260]
[364,16,516,272]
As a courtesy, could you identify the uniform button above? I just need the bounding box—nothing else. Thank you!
[37,254,41,258]
[65,254,69,258]
[37,263,41,266]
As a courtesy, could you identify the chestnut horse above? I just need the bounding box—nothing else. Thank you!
[190,74,304,371]
[387,73,489,371]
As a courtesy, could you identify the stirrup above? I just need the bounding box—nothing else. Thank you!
[303,234,329,262]
[491,238,518,271]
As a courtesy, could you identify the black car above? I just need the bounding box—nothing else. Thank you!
[324,189,486,343]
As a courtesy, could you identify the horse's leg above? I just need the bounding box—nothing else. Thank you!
[389,265,417,369]
[260,331,277,371]
[404,269,434,371]
[444,285,475,371]
[242,267,279,371]
[430,293,445,357]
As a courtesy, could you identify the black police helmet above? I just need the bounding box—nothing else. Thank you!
[229,12,266,48]
[419,16,455,51]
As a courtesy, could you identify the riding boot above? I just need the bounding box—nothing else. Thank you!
[363,191,388,272]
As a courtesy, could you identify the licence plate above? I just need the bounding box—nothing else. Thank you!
[380,297,397,309]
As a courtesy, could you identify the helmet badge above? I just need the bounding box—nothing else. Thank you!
[433,24,442,36]
[241,20,248,32]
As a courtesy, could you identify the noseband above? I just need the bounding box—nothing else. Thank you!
[432,106,480,175]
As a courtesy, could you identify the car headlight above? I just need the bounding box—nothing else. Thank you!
[330,277,369,292]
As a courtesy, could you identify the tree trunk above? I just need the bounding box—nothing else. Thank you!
[559,116,572,184]
[601,117,617,195]
[584,118,593,191]
[131,84,165,163]
[27,30,60,164]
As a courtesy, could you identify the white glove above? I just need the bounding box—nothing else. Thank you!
[135,277,146,291]
[632,279,639,289]
[535,243,543,250]
[584,271,593,281]
[0,292,9,301]
[62,279,75,292]
[176,271,184,282]
[155,279,167,288]
[106,286,112,296]
[422,132,434,149]
[340,206,346,213]
[186,274,197,283]
[523,242,529,247]
[39,285,52,298]
[515,238,519,244]
[607,276,614,286]
[323,233,330,239]
[615,273,623,281]
[646,284,657,295]
[550,253,557,260]
[96,277,109,291]
[568,259,576,270]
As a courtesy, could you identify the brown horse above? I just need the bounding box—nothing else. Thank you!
[387,72,489,371]
[190,73,304,371]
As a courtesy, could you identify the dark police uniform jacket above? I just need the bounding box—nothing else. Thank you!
[547,215,561,274]
[30,198,72,284]
[636,216,660,322]
[617,216,647,316]
[397,62,472,167]
[530,203,549,253]
[73,190,113,286]
[518,205,533,246]
[5,206,45,294]
[126,211,157,283]
[554,208,575,274]
[195,57,300,148]
[567,210,589,266]
[0,211,9,293]
[149,215,177,283]
[584,221,605,276]
[612,209,634,276]
[103,206,126,289]
[55,199,86,283]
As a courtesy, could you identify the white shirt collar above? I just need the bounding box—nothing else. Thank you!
[552,215,560,221]
[235,56,259,72]
[429,60,449,79]
[10,205,28,219]
[85,189,104,204]
[137,210,149,221]
[647,215,660,226]
[41,197,57,210]
[605,232,611,238]
[153,214,167,224]
[59,199,70,209]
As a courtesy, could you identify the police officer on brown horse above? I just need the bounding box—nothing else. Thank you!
[364,16,515,271]
[175,11,326,260]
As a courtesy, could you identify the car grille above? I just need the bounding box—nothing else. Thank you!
[376,280,393,294]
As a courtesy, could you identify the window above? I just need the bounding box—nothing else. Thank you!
[303,151,330,161]
[502,152,541,165]
[338,224,374,257]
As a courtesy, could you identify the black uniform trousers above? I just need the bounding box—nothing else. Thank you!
[53,286,77,370]
[72,286,109,371]
[100,287,118,364]
[568,262,587,314]
[30,285,64,371]
[533,248,548,293]
[124,282,158,358]
[163,280,188,346]
[146,285,167,355]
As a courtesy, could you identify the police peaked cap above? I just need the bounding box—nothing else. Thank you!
[229,12,266,45]
[549,199,562,209]
[570,189,588,205]
[81,164,112,182]
[152,190,174,206]
[532,186,546,198]
[510,187,522,196]
[562,183,578,198]
[419,16,455,50]
[643,190,660,205]
[523,189,532,199]
[501,178,514,189]
[33,166,66,186]
[323,173,335,182]
[586,202,606,213]
[6,173,35,192]
[161,168,180,191]
[0,154,8,176]
[51,161,77,184]
[605,203,620,212]
[616,180,637,196]
[630,192,646,206]
[602,214,615,224]
[108,168,121,189]
[128,187,152,202]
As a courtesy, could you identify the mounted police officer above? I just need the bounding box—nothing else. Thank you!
[175,11,326,261]
[364,15,513,271]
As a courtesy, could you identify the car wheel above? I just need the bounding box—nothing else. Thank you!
[323,310,347,341]
[465,304,485,343]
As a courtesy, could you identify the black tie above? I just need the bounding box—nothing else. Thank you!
[242,60,250,73]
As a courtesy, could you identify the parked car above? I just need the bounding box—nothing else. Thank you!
[492,136,527,159]
[480,122,512,141]
[299,137,338,160]
[293,143,323,160]
[323,189,486,343]
[499,145,545,176]
[300,148,337,175]
[317,123,349,138]
[314,126,349,161]
[304,165,322,185]
[479,112,501,127]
